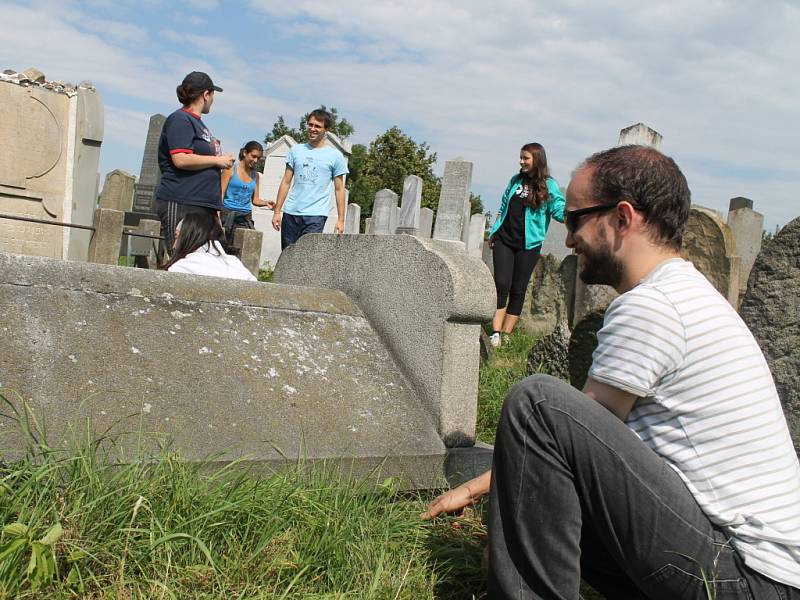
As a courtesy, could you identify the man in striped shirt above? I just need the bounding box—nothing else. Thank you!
[424,146,800,598]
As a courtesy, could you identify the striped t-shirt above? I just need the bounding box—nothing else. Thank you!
[589,258,800,587]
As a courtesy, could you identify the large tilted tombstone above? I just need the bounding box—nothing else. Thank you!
[433,158,472,243]
[740,218,800,451]
[0,68,103,261]
[680,206,741,306]
[726,196,763,302]
[273,234,495,448]
[0,249,463,488]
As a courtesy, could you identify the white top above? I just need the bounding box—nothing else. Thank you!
[589,258,800,587]
[167,241,257,281]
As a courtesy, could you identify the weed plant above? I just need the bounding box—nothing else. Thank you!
[0,395,486,599]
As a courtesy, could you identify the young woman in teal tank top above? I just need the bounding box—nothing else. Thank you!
[220,140,273,233]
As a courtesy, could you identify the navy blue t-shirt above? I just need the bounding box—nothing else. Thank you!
[155,108,221,209]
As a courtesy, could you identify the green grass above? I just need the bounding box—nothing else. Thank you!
[476,330,537,445]
[0,395,487,599]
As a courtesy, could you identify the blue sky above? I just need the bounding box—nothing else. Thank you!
[2,0,798,231]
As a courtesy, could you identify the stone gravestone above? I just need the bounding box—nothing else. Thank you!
[540,220,570,259]
[364,217,374,234]
[460,199,471,246]
[99,169,135,212]
[390,206,400,235]
[618,122,662,149]
[433,159,472,241]
[740,217,800,451]
[726,197,763,301]
[397,175,422,236]
[568,310,606,390]
[467,213,485,257]
[372,189,397,234]
[345,203,361,234]
[520,254,576,337]
[527,322,570,381]
[419,207,434,238]
[681,206,741,306]
[0,69,103,261]
[132,114,165,213]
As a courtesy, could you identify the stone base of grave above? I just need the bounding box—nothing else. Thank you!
[0,251,448,489]
[445,442,494,486]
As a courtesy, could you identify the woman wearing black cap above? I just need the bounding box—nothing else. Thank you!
[154,71,235,260]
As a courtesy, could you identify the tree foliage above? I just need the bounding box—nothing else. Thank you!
[264,106,354,145]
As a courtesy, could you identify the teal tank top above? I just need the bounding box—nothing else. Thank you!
[222,163,256,212]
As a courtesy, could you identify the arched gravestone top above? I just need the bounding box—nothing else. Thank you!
[680,206,740,305]
[740,217,800,451]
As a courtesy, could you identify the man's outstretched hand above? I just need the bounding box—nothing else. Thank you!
[421,470,491,520]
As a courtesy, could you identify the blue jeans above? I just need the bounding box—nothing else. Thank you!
[488,375,798,599]
[280,213,327,250]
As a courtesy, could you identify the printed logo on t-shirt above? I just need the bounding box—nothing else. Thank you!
[297,160,320,185]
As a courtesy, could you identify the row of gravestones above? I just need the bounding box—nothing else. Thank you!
[365,161,486,258]
[97,158,488,265]
[523,213,800,453]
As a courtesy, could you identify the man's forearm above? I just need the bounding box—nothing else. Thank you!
[274,181,290,212]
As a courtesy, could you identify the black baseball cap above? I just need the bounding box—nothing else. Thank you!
[182,71,223,93]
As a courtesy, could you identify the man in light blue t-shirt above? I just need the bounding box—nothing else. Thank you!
[271,108,349,249]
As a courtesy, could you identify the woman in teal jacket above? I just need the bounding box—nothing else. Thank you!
[487,142,565,347]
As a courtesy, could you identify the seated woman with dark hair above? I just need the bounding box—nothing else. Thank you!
[160,212,256,281]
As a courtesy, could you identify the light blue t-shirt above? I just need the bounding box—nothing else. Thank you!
[284,143,349,217]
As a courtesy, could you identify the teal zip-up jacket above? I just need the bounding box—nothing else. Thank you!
[488,175,565,250]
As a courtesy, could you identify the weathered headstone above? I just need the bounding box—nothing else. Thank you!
[520,254,574,336]
[527,322,571,381]
[390,206,400,235]
[726,197,763,298]
[0,68,103,261]
[729,196,753,211]
[740,217,800,451]
[460,200,471,245]
[232,228,263,276]
[397,175,423,236]
[345,203,361,234]
[372,189,397,234]
[617,123,662,149]
[87,208,124,265]
[433,159,472,241]
[419,208,434,238]
[681,206,741,305]
[132,114,165,213]
[467,214,485,257]
[99,169,135,212]
[540,220,570,259]
[365,217,374,234]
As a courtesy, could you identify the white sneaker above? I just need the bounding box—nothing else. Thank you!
[489,332,501,348]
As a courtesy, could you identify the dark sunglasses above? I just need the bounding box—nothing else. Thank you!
[565,202,646,234]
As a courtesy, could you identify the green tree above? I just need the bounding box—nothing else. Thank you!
[347,127,440,218]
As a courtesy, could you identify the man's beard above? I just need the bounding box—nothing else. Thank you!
[577,230,624,288]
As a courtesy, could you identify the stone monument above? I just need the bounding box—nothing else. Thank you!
[0,68,103,261]
[433,159,472,241]
[132,114,165,214]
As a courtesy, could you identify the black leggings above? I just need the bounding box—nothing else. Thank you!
[492,238,541,316]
